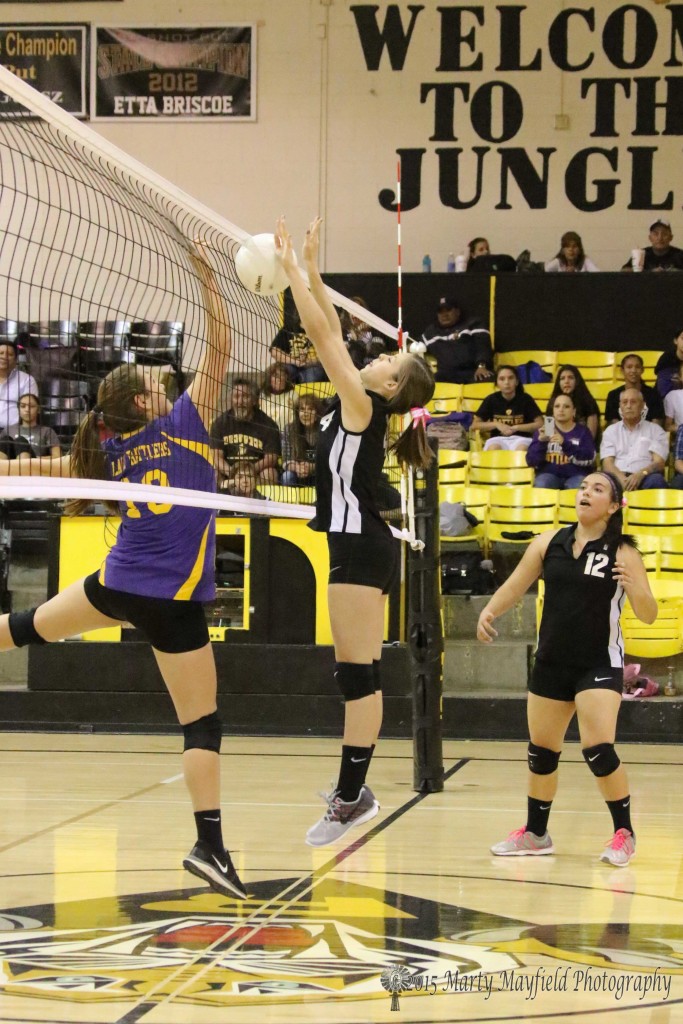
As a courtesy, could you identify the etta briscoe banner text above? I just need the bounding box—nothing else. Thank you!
[349,3,683,213]
[0,24,88,117]
[94,26,254,120]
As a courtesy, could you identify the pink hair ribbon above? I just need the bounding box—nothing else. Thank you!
[410,407,430,430]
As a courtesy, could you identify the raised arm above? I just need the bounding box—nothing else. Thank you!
[275,217,371,431]
[0,454,72,477]
[185,240,232,432]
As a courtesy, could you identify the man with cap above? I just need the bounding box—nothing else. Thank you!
[0,340,38,432]
[419,297,494,383]
[622,220,683,271]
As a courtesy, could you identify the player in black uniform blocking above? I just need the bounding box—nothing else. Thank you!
[276,216,435,846]
[477,471,656,867]
[0,242,247,898]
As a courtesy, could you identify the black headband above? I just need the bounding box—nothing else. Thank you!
[594,471,620,503]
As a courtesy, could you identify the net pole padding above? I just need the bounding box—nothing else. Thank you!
[0,65,398,343]
[489,273,496,354]
[396,158,403,352]
[407,438,444,793]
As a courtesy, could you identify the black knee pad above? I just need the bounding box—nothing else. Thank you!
[183,711,222,753]
[8,609,47,647]
[583,743,620,777]
[373,659,381,693]
[527,742,561,775]
[335,662,375,702]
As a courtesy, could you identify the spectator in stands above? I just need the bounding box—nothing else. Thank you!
[671,424,683,490]
[270,309,327,384]
[605,354,664,425]
[664,385,683,434]
[259,362,297,432]
[223,461,265,500]
[600,389,669,490]
[0,393,61,460]
[0,341,38,431]
[622,220,683,272]
[544,231,599,273]
[281,393,322,487]
[547,364,600,438]
[472,365,543,451]
[338,297,389,370]
[655,328,683,398]
[210,377,281,486]
[420,296,493,383]
[527,393,596,489]
[468,237,490,261]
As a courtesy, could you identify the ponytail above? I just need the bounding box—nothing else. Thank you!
[66,410,112,516]
[386,354,436,470]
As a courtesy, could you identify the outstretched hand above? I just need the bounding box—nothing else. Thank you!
[274,216,297,275]
[302,217,322,266]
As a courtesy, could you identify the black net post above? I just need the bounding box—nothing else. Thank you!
[407,440,444,792]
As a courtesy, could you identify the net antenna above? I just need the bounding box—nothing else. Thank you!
[0,66,418,541]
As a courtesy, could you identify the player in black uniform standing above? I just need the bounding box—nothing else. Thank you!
[276,216,435,846]
[477,471,656,866]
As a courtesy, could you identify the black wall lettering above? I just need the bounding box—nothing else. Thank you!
[664,4,683,67]
[471,82,524,143]
[436,6,484,72]
[497,5,542,71]
[633,77,683,135]
[379,149,426,211]
[436,147,490,208]
[496,148,555,209]
[420,82,470,141]
[565,147,620,211]
[548,8,595,72]
[603,4,658,70]
[627,146,674,208]
[582,78,632,137]
[351,4,424,71]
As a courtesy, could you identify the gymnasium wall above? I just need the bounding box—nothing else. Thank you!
[8,1,682,275]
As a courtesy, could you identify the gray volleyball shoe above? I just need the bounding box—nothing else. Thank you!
[305,785,380,847]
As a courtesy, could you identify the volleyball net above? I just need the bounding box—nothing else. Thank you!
[0,65,415,533]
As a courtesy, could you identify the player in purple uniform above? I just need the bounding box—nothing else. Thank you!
[0,243,246,898]
[477,471,656,867]
[276,216,435,846]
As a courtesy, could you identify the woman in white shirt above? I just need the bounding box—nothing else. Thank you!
[545,232,599,273]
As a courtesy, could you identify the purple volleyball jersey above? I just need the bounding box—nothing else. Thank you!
[99,392,217,601]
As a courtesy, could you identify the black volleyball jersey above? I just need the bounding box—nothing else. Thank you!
[536,525,626,669]
[309,391,391,536]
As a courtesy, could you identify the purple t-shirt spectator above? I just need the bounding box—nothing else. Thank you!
[526,424,596,481]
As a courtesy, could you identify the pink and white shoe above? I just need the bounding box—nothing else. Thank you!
[490,826,554,856]
[600,828,635,867]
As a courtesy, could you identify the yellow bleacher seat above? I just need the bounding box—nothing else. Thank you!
[624,490,683,536]
[439,484,488,548]
[432,382,462,402]
[437,448,468,485]
[524,382,553,403]
[615,351,663,372]
[557,350,615,370]
[260,484,316,505]
[658,535,683,579]
[556,488,579,526]
[468,449,535,488]
[635,534,661,575]
[485,491,558,554]
[461,382,494,402]
[295,381,336,399]
[498,350,557,373]
[579,365,618,383]
[622,579,683,659]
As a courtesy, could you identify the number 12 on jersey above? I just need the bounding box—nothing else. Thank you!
[584,552,609,578]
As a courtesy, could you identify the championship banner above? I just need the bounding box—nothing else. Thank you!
[0,24,88,118]
[93,26,255,120]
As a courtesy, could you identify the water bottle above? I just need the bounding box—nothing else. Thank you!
[422,254,432,273]
[665,664,677,697]
[447,252,456,273]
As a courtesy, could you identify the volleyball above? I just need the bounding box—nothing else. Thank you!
[235,233,293,296]
[409,339,427,356]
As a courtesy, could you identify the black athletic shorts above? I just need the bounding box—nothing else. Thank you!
[530,657,624,703]
[83,572,210,654]
[327,531,400,594]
